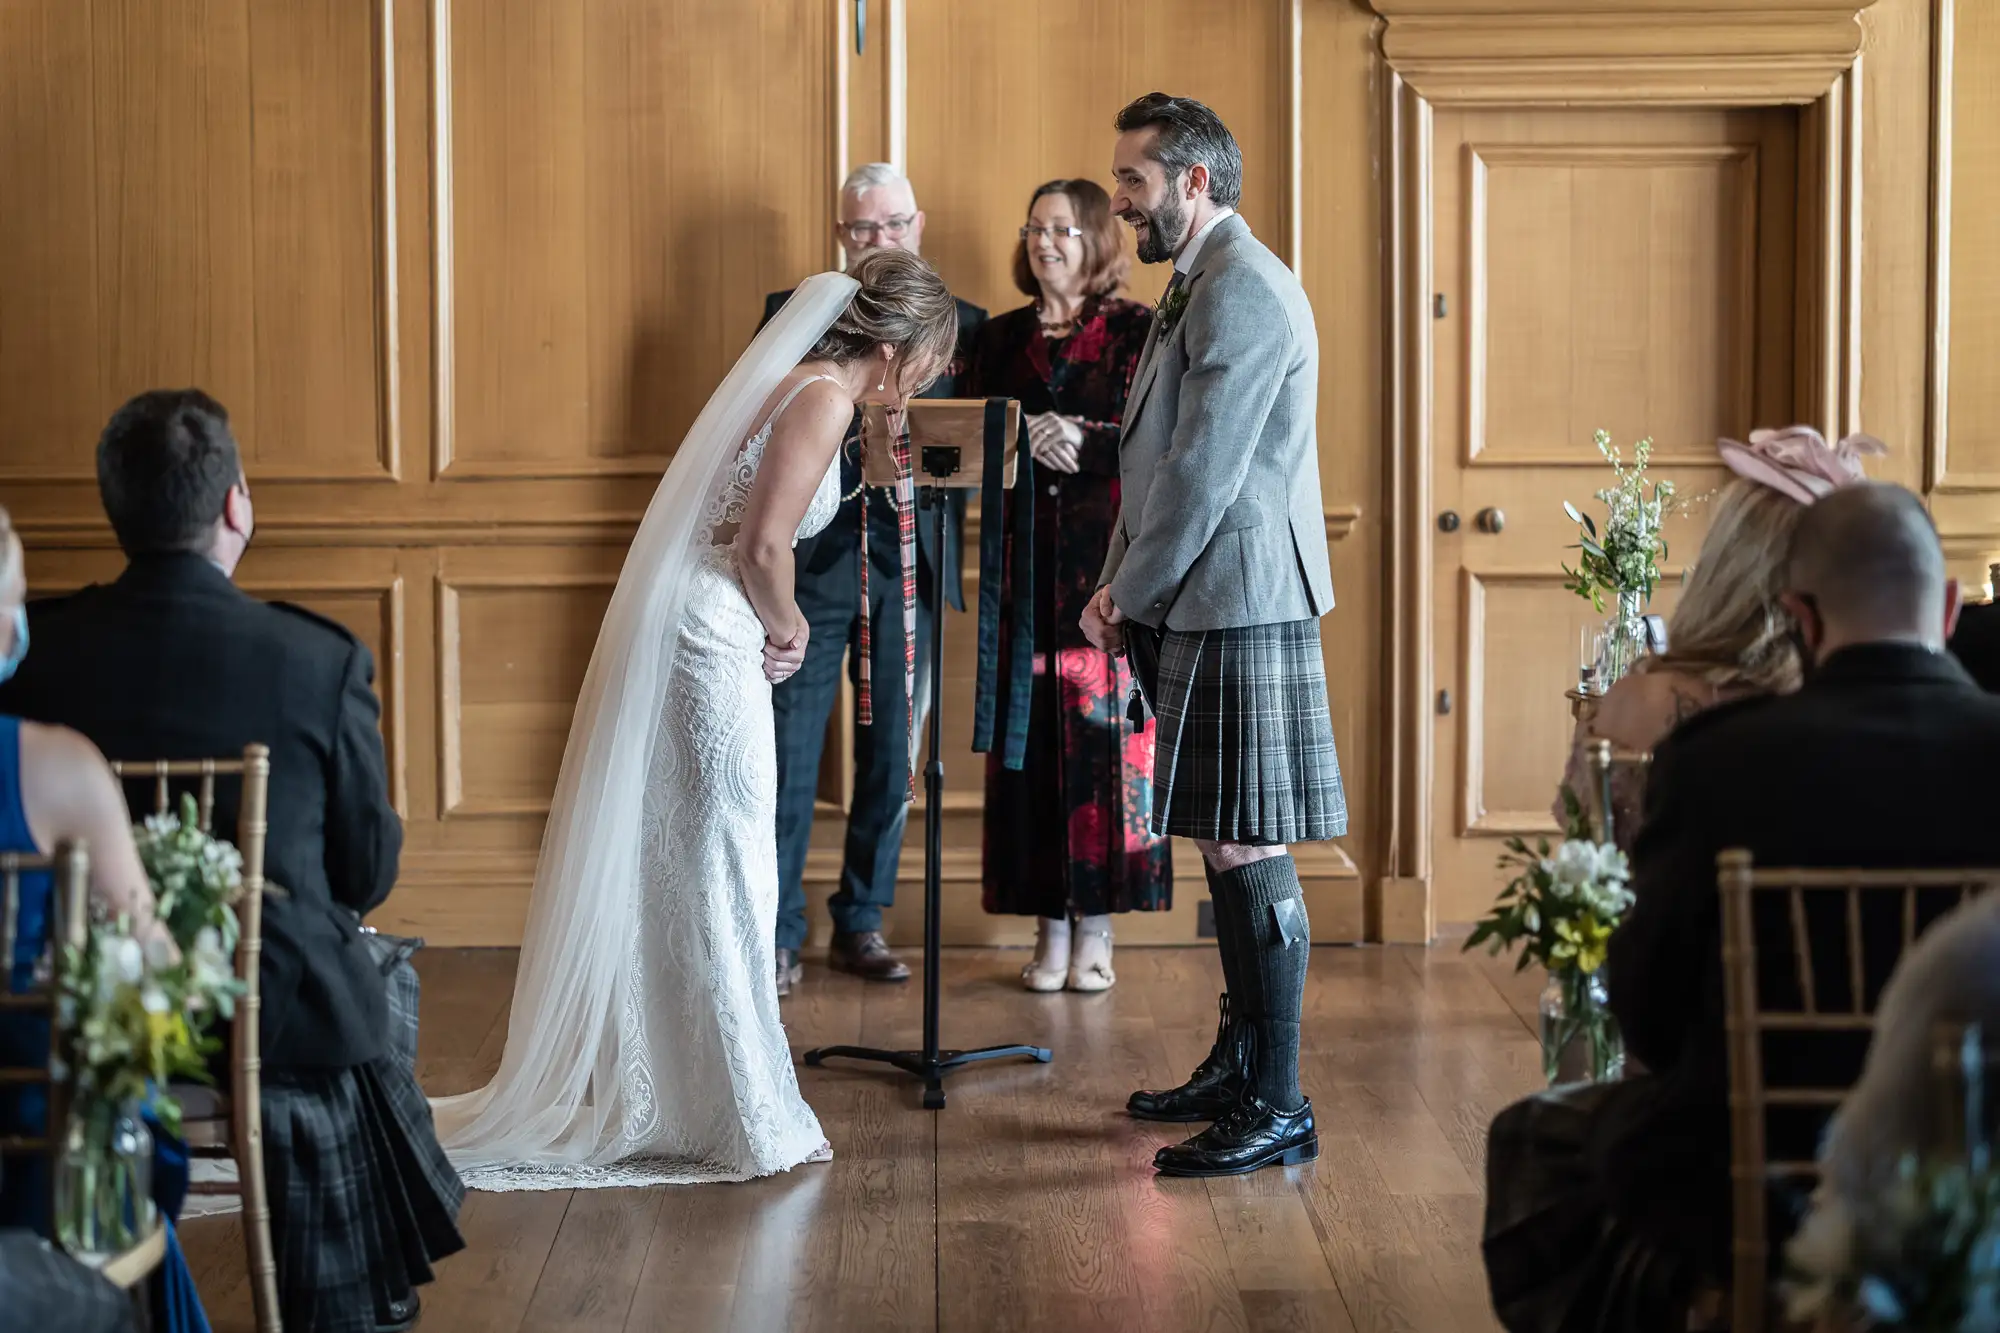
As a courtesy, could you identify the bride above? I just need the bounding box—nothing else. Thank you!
[431,250,960,1188]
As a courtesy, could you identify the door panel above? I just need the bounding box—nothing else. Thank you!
[1431,106,1800,923]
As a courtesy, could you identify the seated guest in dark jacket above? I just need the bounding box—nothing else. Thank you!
[1483,481,2000,1333]
[0,390,463,1333]
[1947,577,2000,691]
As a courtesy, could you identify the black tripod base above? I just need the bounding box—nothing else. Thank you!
[803,1043,1053,1109]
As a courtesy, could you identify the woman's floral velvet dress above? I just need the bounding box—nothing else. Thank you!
[968,297,1172,917]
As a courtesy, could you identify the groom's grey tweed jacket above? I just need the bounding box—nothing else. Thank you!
[1098,213,1334,632]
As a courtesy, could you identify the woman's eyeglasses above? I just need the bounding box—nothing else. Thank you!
[1019,225,1084,241]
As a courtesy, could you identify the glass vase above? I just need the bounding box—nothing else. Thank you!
[1594,589,1652,690]
[55,1099,156,1264]
[1538,969,1625,1086]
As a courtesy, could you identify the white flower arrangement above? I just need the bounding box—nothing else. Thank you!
[1562,429,1688,612]
[1784,1154,2000,1331]
[59,915,242,1139]
[133,793,243,960]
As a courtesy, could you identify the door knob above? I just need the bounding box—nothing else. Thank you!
[1437,510,1461,533]
[1475,506,1505,534]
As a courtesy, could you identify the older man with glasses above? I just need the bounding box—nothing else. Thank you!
[757,163,987,996]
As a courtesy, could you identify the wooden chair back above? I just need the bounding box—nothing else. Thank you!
[1717,851,2000,1333]
[109,745,279,1332]
[1582,739,1651,846]
[1930,1021,2000,1164]
[0,840,88,1235]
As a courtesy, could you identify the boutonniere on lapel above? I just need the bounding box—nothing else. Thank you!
[1155,278,1193,337]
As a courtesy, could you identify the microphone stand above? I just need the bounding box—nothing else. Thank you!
[803,444,1053,1109]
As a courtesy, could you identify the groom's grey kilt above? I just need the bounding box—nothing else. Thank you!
[1103,212,1346,847]
[1147,620,1345,844]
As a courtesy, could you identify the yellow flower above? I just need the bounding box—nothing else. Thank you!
[1551,917,1613,976]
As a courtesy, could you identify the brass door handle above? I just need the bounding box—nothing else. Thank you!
[1475,507,1505,534]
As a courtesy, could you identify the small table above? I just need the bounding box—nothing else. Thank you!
[1565,688,1601,725]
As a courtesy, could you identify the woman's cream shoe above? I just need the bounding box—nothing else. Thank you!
[1022,916,1071,992]
[1067,917,1115,992]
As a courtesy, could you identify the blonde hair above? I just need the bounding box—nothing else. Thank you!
[1650,477,1805,692]
[808,248,958,393]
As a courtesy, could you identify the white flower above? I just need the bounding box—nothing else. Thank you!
[1552,841,1599,888]
[143,933,179,971]
[140,983,170,1015]
[1521,905,1541,934]
[110,937,145,986]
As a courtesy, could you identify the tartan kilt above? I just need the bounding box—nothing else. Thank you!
[1145,619,1346,843]
[359,927,424,1076]
[262,1058,467,1333]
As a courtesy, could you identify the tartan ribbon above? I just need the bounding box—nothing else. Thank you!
[855,409,918,797]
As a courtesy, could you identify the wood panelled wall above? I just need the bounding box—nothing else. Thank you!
[0,0,1978,946]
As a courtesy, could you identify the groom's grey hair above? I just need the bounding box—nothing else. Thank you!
[1114,93,1243,209]
[842,162,914,202]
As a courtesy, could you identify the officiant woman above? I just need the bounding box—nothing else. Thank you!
[969,178,1171,994]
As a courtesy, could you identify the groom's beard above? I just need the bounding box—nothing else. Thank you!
[1126,195,1188,264]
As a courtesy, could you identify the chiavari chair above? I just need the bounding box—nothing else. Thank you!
[1582,738,1651,846]
[0,841,88,1237]
[110,745,279,1332]
[1718,851,2000,1332]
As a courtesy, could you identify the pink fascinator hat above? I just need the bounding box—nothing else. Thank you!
[1716,425,1887,505]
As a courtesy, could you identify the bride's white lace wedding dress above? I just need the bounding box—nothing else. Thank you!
[432,370,845,1190]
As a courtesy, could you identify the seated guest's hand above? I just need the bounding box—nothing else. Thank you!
[1081,587,1127,655]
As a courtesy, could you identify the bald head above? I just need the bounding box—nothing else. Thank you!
[1782,482,1959,660]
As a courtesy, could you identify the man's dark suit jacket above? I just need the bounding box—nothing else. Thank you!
[1601,642,2000,1272]
[1949,599,2000,692]
[0,553,396,1071]
[759,287,987,612]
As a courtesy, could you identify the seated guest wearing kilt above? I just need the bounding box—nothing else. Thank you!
[0,391,464,1333]
[1084,94,1347,1177]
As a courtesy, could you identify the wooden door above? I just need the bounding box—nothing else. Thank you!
[1429,106,1801,924]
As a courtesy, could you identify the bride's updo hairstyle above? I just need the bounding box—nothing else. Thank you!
[809,248,958,396]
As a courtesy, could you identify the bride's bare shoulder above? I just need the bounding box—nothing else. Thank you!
[763,374,852,449]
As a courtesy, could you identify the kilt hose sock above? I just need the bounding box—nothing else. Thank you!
[1211,854,1309,1111]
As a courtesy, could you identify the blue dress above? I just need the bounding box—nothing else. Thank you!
[0,714,210,1331]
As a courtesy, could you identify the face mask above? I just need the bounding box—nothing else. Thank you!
[0,606,27,685]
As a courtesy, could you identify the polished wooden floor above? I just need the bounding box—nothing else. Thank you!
[180,942,1542,1332]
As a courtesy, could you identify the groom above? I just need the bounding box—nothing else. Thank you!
[1083,93,1346,1177]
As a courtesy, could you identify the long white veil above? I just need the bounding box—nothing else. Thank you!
[430,271,860,1168]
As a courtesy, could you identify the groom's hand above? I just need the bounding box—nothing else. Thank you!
[764,623,809,684]
[1081,586,1128,655]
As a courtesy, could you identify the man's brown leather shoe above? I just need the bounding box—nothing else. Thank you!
[775,946,802,999]
[828,930,910,982]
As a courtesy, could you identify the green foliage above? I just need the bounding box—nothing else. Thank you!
[58,918,242,1139]
[1562,429,1682,611]
[1785,1153,2000,1332]
[133,793,242,960]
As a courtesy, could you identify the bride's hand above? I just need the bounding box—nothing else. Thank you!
[764,622,809,684]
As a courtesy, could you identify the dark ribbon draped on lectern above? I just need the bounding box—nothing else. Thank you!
[972,397,1033,771]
